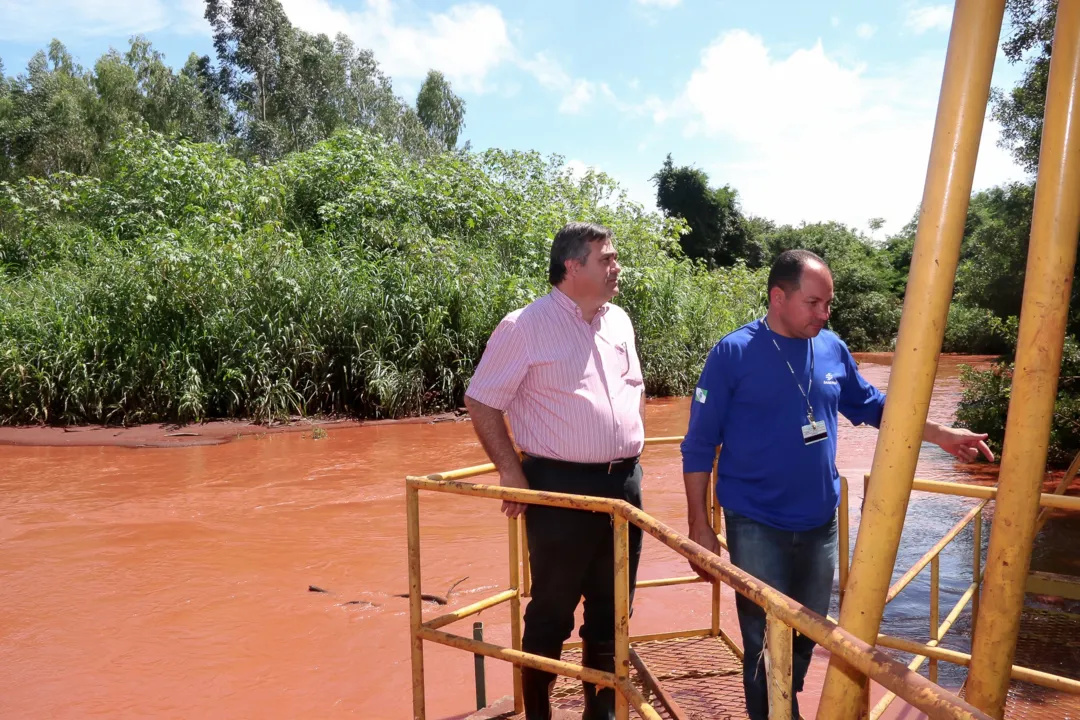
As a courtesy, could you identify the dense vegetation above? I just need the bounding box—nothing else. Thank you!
[0,0,1074,460]
[0,127,768,424]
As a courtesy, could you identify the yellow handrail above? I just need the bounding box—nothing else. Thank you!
[406,472,993,720]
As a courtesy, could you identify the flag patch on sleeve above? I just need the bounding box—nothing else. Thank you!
[694,387,708,404]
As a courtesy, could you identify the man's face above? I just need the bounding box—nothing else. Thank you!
[568,238,621,302]
[772,261,834,338]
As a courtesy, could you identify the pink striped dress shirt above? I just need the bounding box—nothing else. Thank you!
[466,287,645,463]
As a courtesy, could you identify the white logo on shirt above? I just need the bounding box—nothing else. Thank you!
[694,388,708,403]
[824,372,839,385]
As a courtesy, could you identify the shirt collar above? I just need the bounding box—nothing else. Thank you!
[550,286,609,322]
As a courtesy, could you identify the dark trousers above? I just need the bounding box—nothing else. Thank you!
[519,455,643,716]
[724,509,837,720]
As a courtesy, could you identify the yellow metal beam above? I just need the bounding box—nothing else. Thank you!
[508,516,524,714]
[614,514,631,720]
[820,1,1006,715]
[966,2,1080,715]
[766,614,794,720]
[1025,570,1080,600]
[407,486,426,720]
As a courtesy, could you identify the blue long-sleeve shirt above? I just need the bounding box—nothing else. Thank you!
[681,319,886,531]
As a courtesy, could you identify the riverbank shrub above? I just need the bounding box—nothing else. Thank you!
[0,128,766,424]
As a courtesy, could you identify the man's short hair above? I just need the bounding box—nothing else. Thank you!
[548,222,614,285]
[767,249,827,295]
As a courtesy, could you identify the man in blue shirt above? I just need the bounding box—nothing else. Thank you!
[680,249,993,719]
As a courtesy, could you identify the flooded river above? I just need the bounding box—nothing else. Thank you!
[2,355,1078,718]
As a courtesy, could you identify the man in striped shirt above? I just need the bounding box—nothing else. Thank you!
[465,222,646,720]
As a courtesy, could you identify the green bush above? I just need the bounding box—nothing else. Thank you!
[0,128,765,424]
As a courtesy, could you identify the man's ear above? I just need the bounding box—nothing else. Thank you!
[768,286,785,307]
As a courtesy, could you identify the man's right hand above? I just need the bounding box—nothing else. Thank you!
[688,517,722,581]
[499,470,531,519]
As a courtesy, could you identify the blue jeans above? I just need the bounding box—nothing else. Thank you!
[724,509,838,720]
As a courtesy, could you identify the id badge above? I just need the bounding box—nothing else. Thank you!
[802,420,828,445]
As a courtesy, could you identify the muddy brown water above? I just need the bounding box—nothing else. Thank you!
[2,354,1077,718]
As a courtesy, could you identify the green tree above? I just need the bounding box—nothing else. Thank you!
[991,0,1056,172]
[651,154,749,268]
[758,221,902,349]
[0,40,97,179]
[416,70,465,150]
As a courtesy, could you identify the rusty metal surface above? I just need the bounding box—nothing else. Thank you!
[549,636,748,720]
[960,608,1080,719]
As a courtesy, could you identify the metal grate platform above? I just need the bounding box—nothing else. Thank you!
[959,608,1080,720]
[467,634,748,719]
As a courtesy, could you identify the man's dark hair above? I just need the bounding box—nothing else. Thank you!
[548,222,614,285]
[767,249,827,295]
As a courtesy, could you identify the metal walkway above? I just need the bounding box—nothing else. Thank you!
[467,635,748,720]
[960,607,1080,720]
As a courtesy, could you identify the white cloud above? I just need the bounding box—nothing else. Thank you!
[667,30,1019,234]
[831,16,840,27]
[521,51,616,115]
[635,0,681,7]
[905,4,953,34]
[0,0,169,41]
[278,0,513,92]
[856,23,877,40]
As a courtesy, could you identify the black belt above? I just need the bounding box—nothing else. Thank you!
[523,453,640,475]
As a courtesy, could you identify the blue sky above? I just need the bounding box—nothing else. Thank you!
[1,0,1028,235]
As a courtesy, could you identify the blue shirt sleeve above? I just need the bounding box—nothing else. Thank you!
[681,343,731,473]
[837,341,886,428]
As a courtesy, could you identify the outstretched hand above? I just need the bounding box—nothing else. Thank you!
[933,426,995,463]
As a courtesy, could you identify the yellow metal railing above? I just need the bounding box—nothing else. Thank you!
[837,474,1080,720]
[406,437,995,720]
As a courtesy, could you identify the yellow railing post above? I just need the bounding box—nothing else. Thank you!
[930,555,940,684]
[766,614,793,720]
[407,485,426,720]
[521,516,531,598]
[972,510,982,635]
[613,514,631,720]
[508,516,524,714]
[839,476,849,608]
[967,2,1080,714]
[710,454,722,637]
[819,1,1006,716]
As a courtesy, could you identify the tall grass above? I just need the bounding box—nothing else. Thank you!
[0,128,765,424]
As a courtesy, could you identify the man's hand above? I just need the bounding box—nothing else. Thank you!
[688,516,722,581]
[926,422,995,463]
[499,469,531,519]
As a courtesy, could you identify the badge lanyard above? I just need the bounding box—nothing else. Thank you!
[762,318,816,425]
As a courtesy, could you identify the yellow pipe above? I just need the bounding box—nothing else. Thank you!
[407,486,426,720]
[1034,448,1080,536]
[908,477,1080,510]
[618,679,664,720]
[410,478,993,719]
[508,516,523,714]
[614,514,631,720]
[629,648,688,719]
[886,501,986,603]
[876,633,1080,694]
[711,457,722,637]
[930,556,940,684]
[967,3,1080,714]
[973,510,982,634]
[636,575,707,588]
[520,516,531,598]
[418,626,615,686]
[767,614,793,720]
[563,627,713,650]
[819,1,1007,715]
[839,476,849,607]
[423,589,518,631]
[871,579,981,720]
